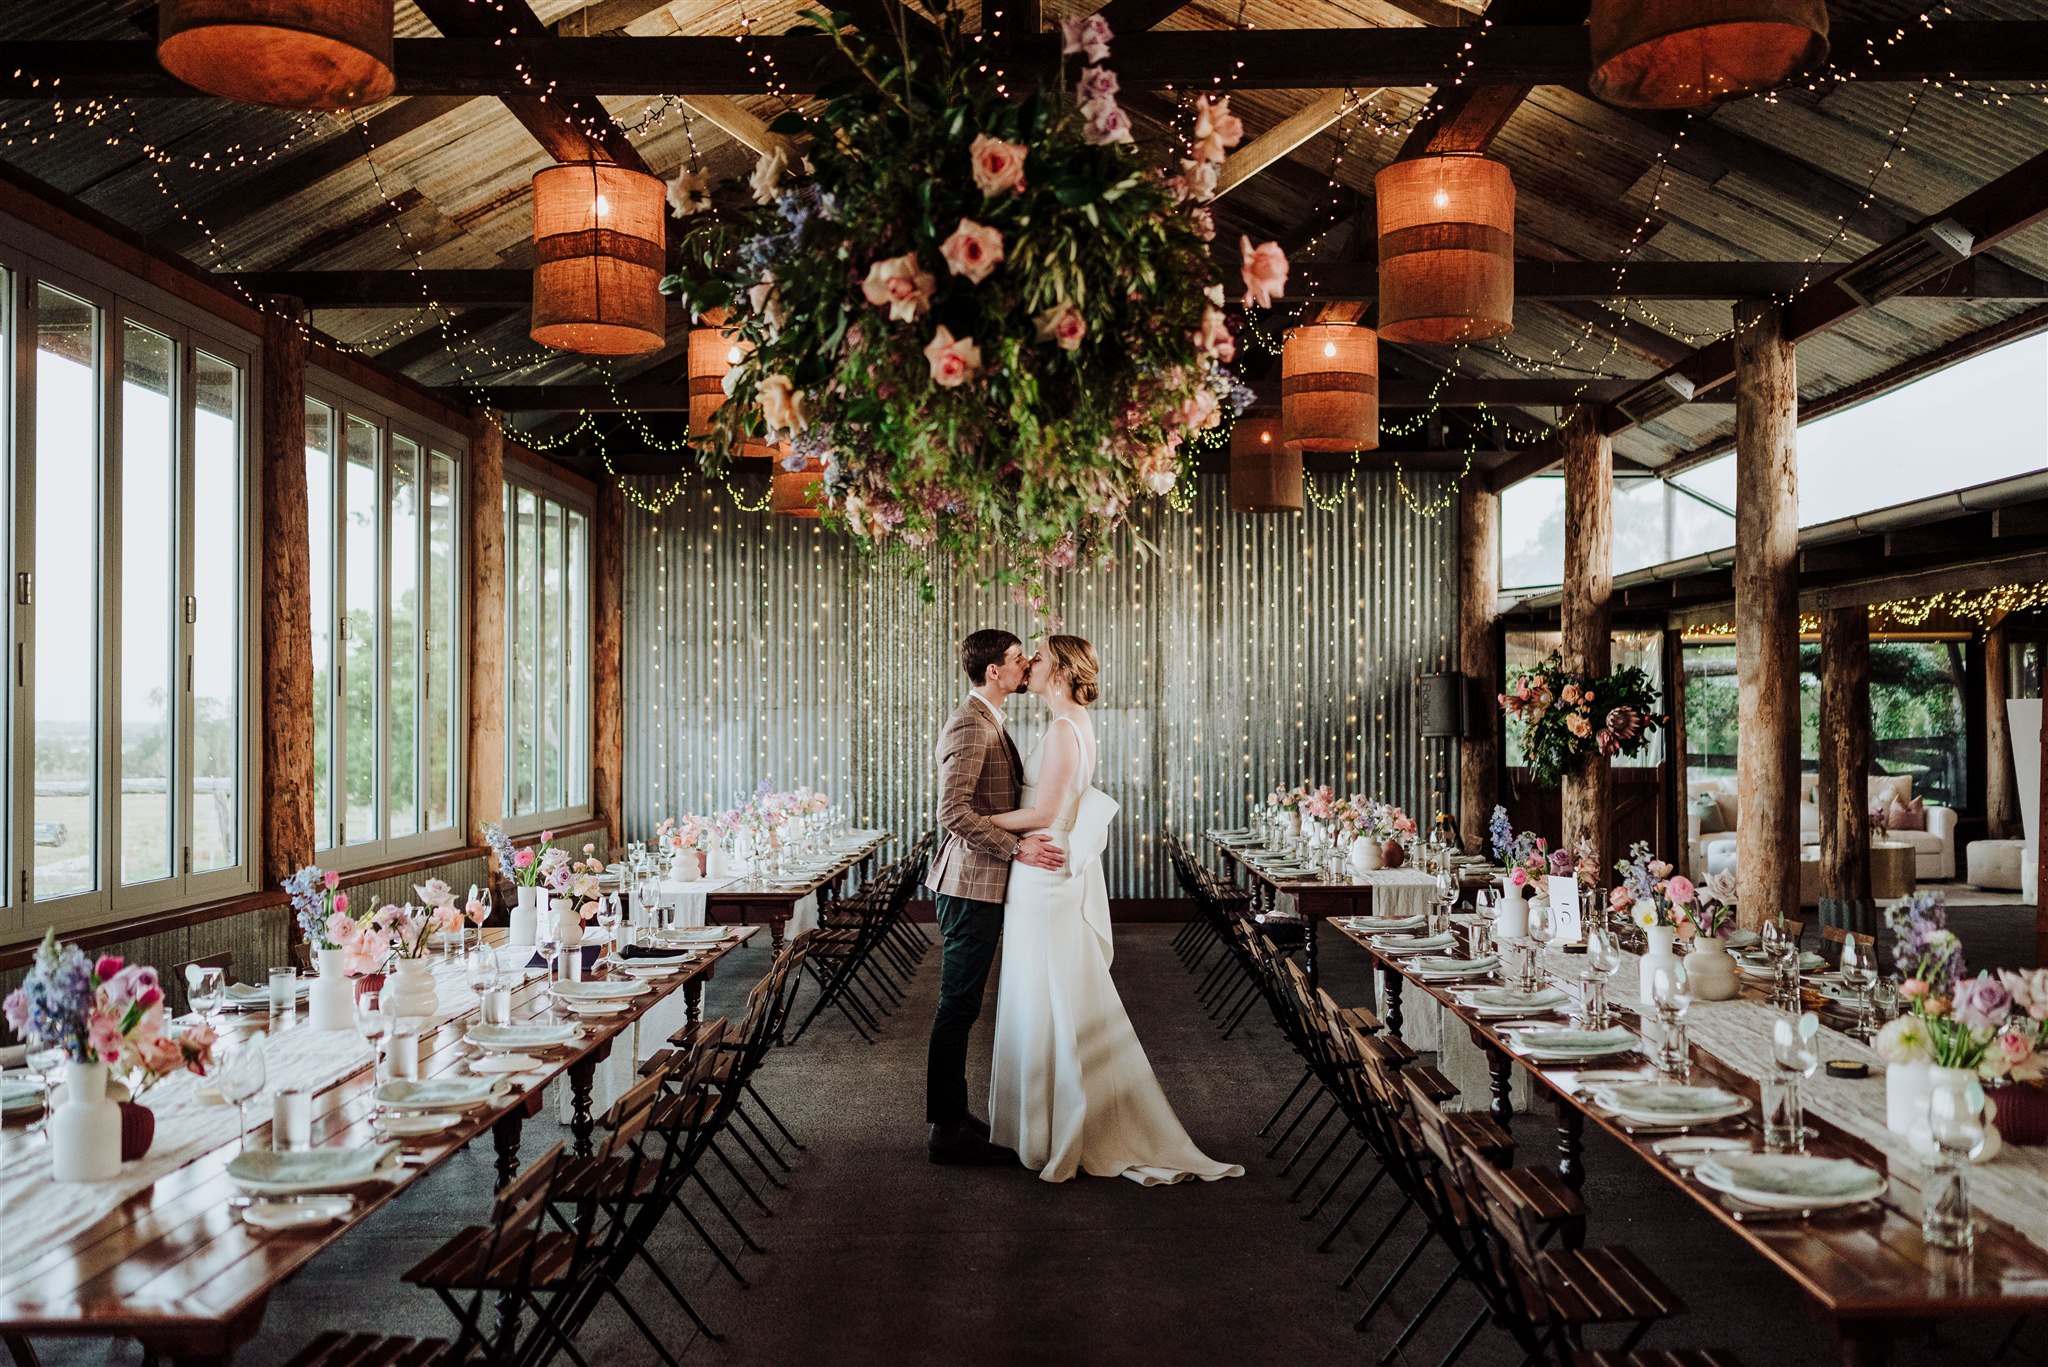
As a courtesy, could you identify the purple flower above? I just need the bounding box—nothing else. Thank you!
[1952,975,2014,1031]
[1548,849,1575,877]
[1488,806,1515,864]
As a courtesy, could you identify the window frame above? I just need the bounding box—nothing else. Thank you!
[304,369,469,872]
[501,458,594,838]
[1,220,261,942]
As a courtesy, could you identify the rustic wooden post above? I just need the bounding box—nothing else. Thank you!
[467,415,507,851]
[1457,479,1500,853]
[1733,301,1801,930]
[1559,407,1613,873]
[592,478,625,846]
[1985,620,2020,839]
[1818,604,1874,932]
[258,300,315,886]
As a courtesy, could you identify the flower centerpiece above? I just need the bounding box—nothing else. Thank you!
[661,8,1281,570]
[1609,842,1702,1003]
[4,933,216,1175]
[283,863,369,1027]
[1498,653,1665,787]
[1878,894,2039,1079]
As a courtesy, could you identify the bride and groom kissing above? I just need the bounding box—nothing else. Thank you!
[922,628,1240,1185]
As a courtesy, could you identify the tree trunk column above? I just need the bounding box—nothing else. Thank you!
[467,415,508,856]
[259,300,315,886]
[1818,604,1873,933]
[592,479,625,847]
[1457,480,1500,853]
[1986,621,2019,839]
[1733,302,1801,931]
[1559,407,1613,873]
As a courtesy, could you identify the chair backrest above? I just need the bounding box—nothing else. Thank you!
[1765,915,1805,946]
[174,952,234,1013]
[1819,923,1874,950]
[1462,1145,1549,1277]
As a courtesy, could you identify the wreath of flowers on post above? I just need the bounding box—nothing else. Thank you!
[1497,652,1665,787]
[661,7,1285,573]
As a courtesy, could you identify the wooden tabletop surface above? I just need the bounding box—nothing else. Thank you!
[1331,918,2048,1359]
[0,924,759,1360]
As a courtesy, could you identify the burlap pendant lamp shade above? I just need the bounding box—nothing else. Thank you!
[1229,417,1304,513]
[1375,155,1516,345]
[1589,0,1830,109]
[1281,325,1379,455]
[687,328,783,459]
[529,162,667,356]
[158,0,395,110]
[771,460,827,518]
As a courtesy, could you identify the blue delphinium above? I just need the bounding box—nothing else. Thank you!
[1488,805,1515,864]
[2,929,97,1059]
[481,821,518,886]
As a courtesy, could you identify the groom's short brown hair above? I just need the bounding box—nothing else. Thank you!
[960,629,1022,687]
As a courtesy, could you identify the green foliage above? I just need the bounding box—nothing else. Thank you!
[1500,653,1666,788]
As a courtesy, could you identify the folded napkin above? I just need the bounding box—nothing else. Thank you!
[1466,986,1568,1010]
[1593,1083,1741,1117]
[1695,1154,1879,1199]
[621,943,697,961]
[1511,1025,1638,1054]
[228,1142,400,1187]
[1377,933,1457,952]
[1412,955,1498,975]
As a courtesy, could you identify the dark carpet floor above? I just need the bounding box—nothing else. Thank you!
[41,910,2041,1366]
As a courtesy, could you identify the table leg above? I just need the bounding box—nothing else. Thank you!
[1486,1045,1514,1128]
[5,1335,41,1367]
[684,975,704,1028]
[568,1056,597,1157]
[771,914,787,953]
[492,1110,524,1191]
[1555,1097,1585,1192]
[1380,965,1404,1038]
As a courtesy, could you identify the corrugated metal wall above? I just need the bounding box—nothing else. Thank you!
[623,471,1461,897]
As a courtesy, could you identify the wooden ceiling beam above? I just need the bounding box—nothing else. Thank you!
[1214,90,1370,201]
[20,24,2048,97]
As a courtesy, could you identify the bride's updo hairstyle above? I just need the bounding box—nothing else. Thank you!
[1046,635,1101,706]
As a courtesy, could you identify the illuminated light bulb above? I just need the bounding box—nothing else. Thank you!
[1323,342,1337,358]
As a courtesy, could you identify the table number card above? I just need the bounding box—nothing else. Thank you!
[1546,875,1583,944]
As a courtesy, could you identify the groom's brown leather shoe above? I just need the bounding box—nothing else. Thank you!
[927,1120,1018,1166]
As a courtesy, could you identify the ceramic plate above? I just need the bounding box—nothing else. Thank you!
[1506,1026,1641,1061]
[1376,933,1458,955]
[1650,1136,1754,1167]
[561,999,630,1016]
[552,980,652,1001]
[228,1144,401,1194]
[662,928,729,944]
[1341,916,1426,933]
[1466,986,1570,1012]
[0,1077,46,1115]
[373,1078,509,1112]
[243,1195,355,1230]
[468,1053,544,1075]
[466,1022,579,1052]
[1694,1154,1885,1209]
[375,1112,460,1138]
[1592,1083,1749,1125]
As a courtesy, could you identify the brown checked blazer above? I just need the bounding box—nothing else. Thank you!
[926,696,1024,903]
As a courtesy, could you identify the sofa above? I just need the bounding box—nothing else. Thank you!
[1688,773,1956,884]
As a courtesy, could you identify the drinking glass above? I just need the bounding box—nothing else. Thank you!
[1838,936,1877,1040]
[1923,1082,1984,1250]
[1871,977,1900,1026]
[595,896,624,971]
[1650,961,1692,1079]
[268,967,297,1019]
[187,965,226,1023]
[354,989,388,1077]
[1583,926,1621,1030]
[24,1045,65,1136]
[217,1038,268,1153]
[1523,898,1553,992]
[537,928,561,1001]
[1759,1076,1804,1153]
[1771,928,1803,1011]
[1767,1018,1819,1153]
[467,946,500,1002]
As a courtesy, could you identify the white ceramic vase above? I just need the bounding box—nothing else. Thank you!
[1286,810,1302,841]
[670,848,699,883]
[1887,1057,1933,1135]
[510,885,539,945]
[307,947,354,1030]
[1638,925,1680,1005]
[50,1061,122,1182]
[554,897,583,948]
[1495,879,1529,940]
[1346,838,1375,875]
[1686,936,1740,1002]
[384,957,440,1022]
[1356,838,1384,872]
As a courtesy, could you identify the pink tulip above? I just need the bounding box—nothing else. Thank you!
[95,955,125,983]
[323,869,340,890]
[333,892,348,913]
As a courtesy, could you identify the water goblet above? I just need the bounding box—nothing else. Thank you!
[1871,977,1900,1026]
[595,896,625,971]
[187,965,226,1023]
[1523,898,1554,992]
[1650,960,1693,1079]
[537,928,561,1001]
[354,989,388,1076]
[1766,1014,1820,1153]
[1923,1081,1985,1251]
[1838,936,1877,1040]
[23,1045,65,1136]
[217,1037,268,1153]
[1583,926,1622,1029]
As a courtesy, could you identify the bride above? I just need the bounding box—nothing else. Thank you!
[984,634,1242,1185]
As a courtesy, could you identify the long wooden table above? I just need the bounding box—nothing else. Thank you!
[0,924,759,1366]
[1205,832,1439,988]
[698,829,892,947]
[1333,920,2048,1367]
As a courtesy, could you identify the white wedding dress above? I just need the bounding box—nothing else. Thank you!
[988,716,1243,1185]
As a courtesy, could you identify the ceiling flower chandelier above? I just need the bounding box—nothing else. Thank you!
[662,8,1287,572]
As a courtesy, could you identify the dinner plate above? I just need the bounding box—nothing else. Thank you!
[621,961,688,977]
[1340,916,1426,933]
[1462,986,1570,1015]
[375,1112,461,1138]
[0,1077,46,1115]
[1737,951,1828,974]
[560,999,630,1016]
[228,1144,401,1195]
[243,1195,355,1230]
[661,928,730,944]
[1376,933,1457,955]
[373,1078,510,1112]
[467,1053,544,1075]
[466,1022,579,1052]
[1591,1083,1750,1125]
[1650,1136,1754,1167]
[552,980,652,1000]
[1505,1025,1641,1062]
[1693,1154,1885,1210]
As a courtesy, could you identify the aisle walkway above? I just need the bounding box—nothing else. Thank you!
[216,922,2025,1367]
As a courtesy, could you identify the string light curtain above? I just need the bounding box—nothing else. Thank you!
[1228,416,1304,513]
[157,0,395,109]
[1281,324,1380,454]
[1375,155,1516,344]
[530,161,667,356]
[1588,0,1830,109]
[621,472,1460,897]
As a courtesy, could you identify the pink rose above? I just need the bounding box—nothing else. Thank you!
[514,847,535,869]
[326,911,357,945]
[1076,66,1119,110]
[1035,302,1087,351]
[1665,875,1695,906]
[939,219,1005,284]
[1240,236,1288,308]
[757,373,808,436]
[1507,868,1528,888]
[433,905,464,935]
[1060,13,1113,62]
[861,253,935,322]
[1083,100,1133,146]
[1191,94,1244,161]
[923,325,983,388]
[1998,1030,2035,1065]
[969,133,1028,195]
[323,869,340,890]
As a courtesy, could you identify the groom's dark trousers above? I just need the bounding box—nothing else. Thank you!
[926,892,1004,1124]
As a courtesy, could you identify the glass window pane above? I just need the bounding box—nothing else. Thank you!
[34,284,100,900]
[192,352,240,872]
[426,452,457,832]
[566,509,588,809]
[388,436,418,838]
[1499,476,1565,590]
[343,416,379,845]
[119,322,176,887]
[306,398,334,850]
[541,498,562,813]
[513,487,537,816]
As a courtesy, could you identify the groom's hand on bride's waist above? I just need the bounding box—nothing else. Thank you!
[1015,833,1066,871]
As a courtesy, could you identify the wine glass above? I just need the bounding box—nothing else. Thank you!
[1650,959,1693,1078]
[537,924,561,1001]
[1583,925,1622,1029]
[1838,936,1877,1040]
[1523,897,1554,992]
[1767,1014,1820,1153]
[594,895,624,971]
[354,989,388,1077]
[187,965,226,1023]
[1924,1081,1985,1250]
[23,1045,65,1136]
[217,1037,268,1153]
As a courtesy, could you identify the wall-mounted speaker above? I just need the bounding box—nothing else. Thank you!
[1419,672,1466,738]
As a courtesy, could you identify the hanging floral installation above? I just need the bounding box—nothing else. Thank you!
[1497,653,1665,787]
[661,7,1286,571]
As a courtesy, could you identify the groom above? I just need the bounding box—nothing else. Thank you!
[925,628,1065,1165]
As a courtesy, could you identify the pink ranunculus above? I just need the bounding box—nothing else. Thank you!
[923,326,983,389]
[95,955,124,983]
[939,219,1005,284]
[1035,302,1087,351]
[1082,99,1133,146]
[970,133,1029,196]
[89,1013,125,1063]
[1507,867,1528,888]
[856,254,937,323]
[1665,875,1695,905]
[1900,977,1931,999]
[1076,65,1119,111]
[1240,236,1288,309]
[1060,13,1113,62]
[332,892,348,913]
[323,869,340,890]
